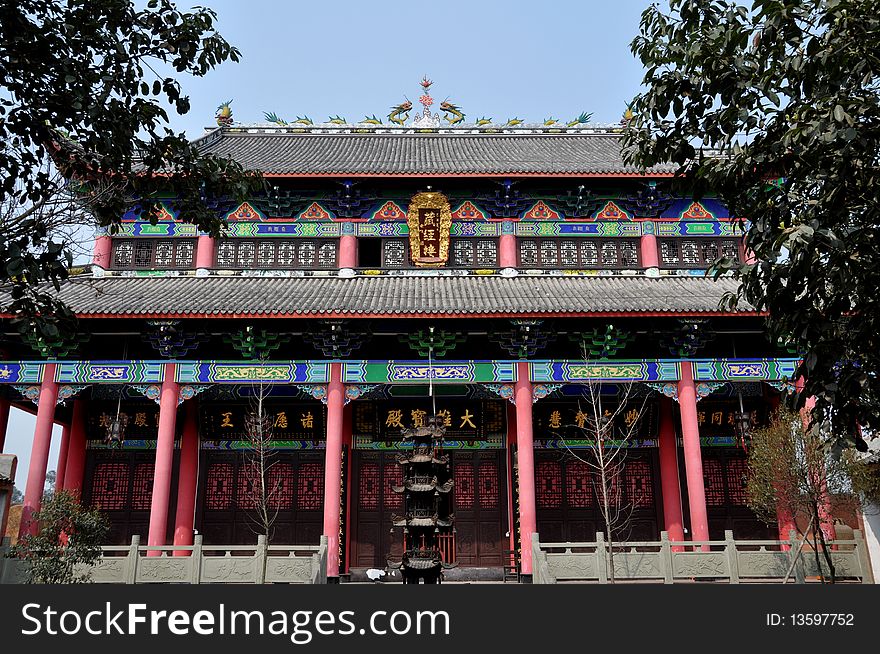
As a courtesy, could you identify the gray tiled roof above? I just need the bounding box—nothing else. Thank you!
[194,129,676,176]
[45,275,753,317]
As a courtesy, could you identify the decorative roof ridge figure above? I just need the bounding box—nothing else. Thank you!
[411,76,441,128]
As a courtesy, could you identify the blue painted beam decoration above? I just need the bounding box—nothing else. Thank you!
[530,360,681,383]
[0,362,43,384]
[691,358,800,381]
[55,361,164,384]
[342,361,517,384]
[175,361,330,384]
[516,221,642,238]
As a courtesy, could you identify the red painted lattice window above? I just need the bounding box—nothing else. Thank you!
[478,461,499,509]
[236,463,260,509]
[384,464,403,510]
[725,458,749,505]
[536,460,563,509]
[267,463,296,510]
[703,458,726,506]
[358,462,379,510]
[455,465,475,508]
[91,463,130,510]
[625,460,654,508]
[565,460,592,508]
[130,463,154,510]
[205,463,234,510]
[297,462,323,510]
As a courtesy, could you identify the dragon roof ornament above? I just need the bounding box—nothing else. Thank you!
[234,78,622,134]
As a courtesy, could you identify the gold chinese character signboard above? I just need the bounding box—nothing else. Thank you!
[407,191,452,266]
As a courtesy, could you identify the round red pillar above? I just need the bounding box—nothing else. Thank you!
[338,234,358,269]
[514,361,537,577]
[92,235,112,269]
[322,363,345,579]
[146,363,179,555]
[677,361,710,547]
[62,398,88,495]
[657,397,685,545]
[55,423,71,492]
[195,235,215,269]
[173,400,200,554]
[499,226,517,269]
[640,232,660,274]
[0,396,10,452]
[19,363,59,539]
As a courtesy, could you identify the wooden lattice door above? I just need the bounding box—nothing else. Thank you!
[350,452,404,568]
[452,451,506,566]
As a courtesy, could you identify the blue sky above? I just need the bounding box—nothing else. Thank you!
[5,0,657,492]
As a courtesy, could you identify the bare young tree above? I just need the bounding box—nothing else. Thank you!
[240,380,282,583]
[562,380,650,583]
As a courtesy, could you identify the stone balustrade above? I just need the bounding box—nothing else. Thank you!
[0,534,327,584]
[531,530,874,584]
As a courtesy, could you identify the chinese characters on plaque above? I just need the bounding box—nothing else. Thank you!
[407,191,452,266]
[200,403,326,440]
[355,400,505,440]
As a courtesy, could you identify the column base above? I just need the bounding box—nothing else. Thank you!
[196,267,210,277]
[327,576,341,584]
[500,267,518,277]
[645,266,660,278]
[338,268,356,278]
[518,573,533,584]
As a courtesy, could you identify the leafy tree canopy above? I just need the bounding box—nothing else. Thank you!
[624,0,880,451]
[0,0,262,336]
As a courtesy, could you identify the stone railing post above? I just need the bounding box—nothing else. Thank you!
[789,530,805,584]
[596,532,608,583]
[660,531,674,584]
[126,535,141,584]
[255,534,268,584]
[725,530,739,583]
[191,535,203,584]
[853,530,873,584]
[313,535,329,584]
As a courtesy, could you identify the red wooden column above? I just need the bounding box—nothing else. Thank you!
[499,219,517,269]
[19,362,59,538]
[766,392,796,545]
[92,234,112,269]
[640,226,660,276]
[795,379,835,541]
[173,400,200,554]
[54,423,71,492]
[62,398,88,496]
[506,402,517,554]
[195,235,215,270]
[657,397,685,546]
[514,361,537,578]
[146,363,179,555]
[322,362,345,580]
[677,361,710,547]
[342,403,353,575]
[0,395,10,452]
[338,224,358,269]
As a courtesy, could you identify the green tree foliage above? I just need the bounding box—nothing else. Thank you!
[746,409,877,582]
[624,0,880,451]
[10,490,109,583]
[0,0,263,338]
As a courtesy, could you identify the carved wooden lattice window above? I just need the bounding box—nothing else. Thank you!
[703,458,726,506]
[725,457,749,505]
[519,239,641,269]
[267,463,296,510]
[478,461,499,509]
[659,238,742,269]
[130,463,154,510]
[90,463,130,510]
[236,463,259,509]
[565,460,592,508]
[536,460,563,508]
[296,462,324,510]
[382,240,407,267]
[382,238,497,268]
[455,464,475,508]
[625,459,654,508]
[358,462,379,510]
[384,464,403,510]
[215,239,337,269]
[204,463,234,510]
[111,239,196,270]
